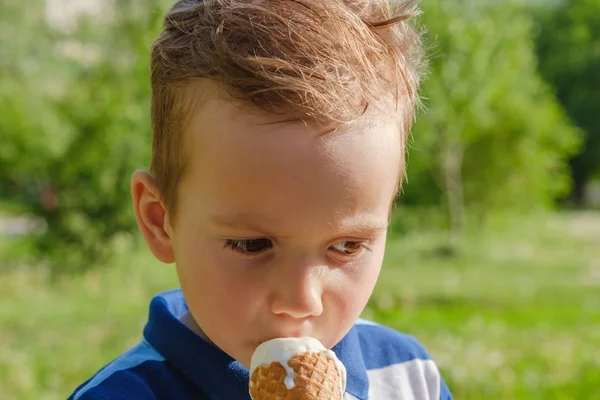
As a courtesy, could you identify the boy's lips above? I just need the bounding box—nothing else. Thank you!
[276,324,316,338]
[254,329,315,348]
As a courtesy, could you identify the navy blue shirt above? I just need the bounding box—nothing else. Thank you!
[68,289,452,399]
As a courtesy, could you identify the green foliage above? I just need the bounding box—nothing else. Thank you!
[402,0,581,218]
[535,0,600,203]
[0,1,68,209]
[0,1,167,273]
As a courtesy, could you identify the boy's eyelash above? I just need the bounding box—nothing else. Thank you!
[224,238,273,254]
[331,240,372,254]
[358,241,372,252]
[223,239,372,256]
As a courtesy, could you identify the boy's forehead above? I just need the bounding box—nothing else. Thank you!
[186,100,401,167]
[174,84,404,223]
[185,84,400,139]
[183,97,401,185]
[176,81,404,200]
[181,78,403,141]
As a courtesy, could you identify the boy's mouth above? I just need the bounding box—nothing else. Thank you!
[254,331,311,347]
[268,327,313,341]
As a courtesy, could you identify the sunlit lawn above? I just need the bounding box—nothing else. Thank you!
[1,211,599,399]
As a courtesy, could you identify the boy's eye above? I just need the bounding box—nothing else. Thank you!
[330,241,367,255]
[225,238,273,254]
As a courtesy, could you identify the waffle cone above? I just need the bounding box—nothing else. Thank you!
[249,351,343,400]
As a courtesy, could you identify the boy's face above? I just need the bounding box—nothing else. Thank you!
[140,95,403,369]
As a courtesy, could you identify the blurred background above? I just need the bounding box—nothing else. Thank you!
[0,0,598,398]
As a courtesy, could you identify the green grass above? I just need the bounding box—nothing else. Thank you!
[1,211,599,399]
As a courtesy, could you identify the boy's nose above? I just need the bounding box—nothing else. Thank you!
[269,263,324,320]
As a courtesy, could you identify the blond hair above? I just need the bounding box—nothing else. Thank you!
[150,0,424,217]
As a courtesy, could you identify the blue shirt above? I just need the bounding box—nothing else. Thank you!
[68,289,453,399]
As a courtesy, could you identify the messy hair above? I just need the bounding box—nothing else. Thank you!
[150,0,425,217]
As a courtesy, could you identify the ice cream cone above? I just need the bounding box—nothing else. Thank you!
[249,337,346,400]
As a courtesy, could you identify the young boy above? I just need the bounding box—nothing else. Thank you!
[69,0,452,399]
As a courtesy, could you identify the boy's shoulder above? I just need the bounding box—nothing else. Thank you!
[352,319,453,400]
[67,340,206,400]
[354,318,432,363]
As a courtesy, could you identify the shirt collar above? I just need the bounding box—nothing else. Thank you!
[143,289,369,399]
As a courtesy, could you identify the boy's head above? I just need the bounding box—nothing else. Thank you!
[132,0,424,368]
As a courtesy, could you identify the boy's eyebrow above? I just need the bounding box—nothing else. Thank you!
[330,216,389,235]
[210,213,388,236]
[209,213,281,235]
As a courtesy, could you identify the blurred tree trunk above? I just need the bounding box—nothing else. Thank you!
[570,161,588,207]
[443,141,464,249]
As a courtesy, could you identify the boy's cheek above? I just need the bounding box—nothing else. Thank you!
[337,255,383,306]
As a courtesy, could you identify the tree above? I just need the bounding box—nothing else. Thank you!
[401,0,581,245]
[0,0,68,210]
[535,0,600,206]
[0,0,168,274]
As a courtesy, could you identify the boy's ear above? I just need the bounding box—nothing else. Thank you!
[131,170,175,263]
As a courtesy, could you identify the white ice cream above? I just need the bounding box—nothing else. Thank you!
[249,337,347,396]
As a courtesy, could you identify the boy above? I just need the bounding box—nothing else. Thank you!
[69,0,453,399]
